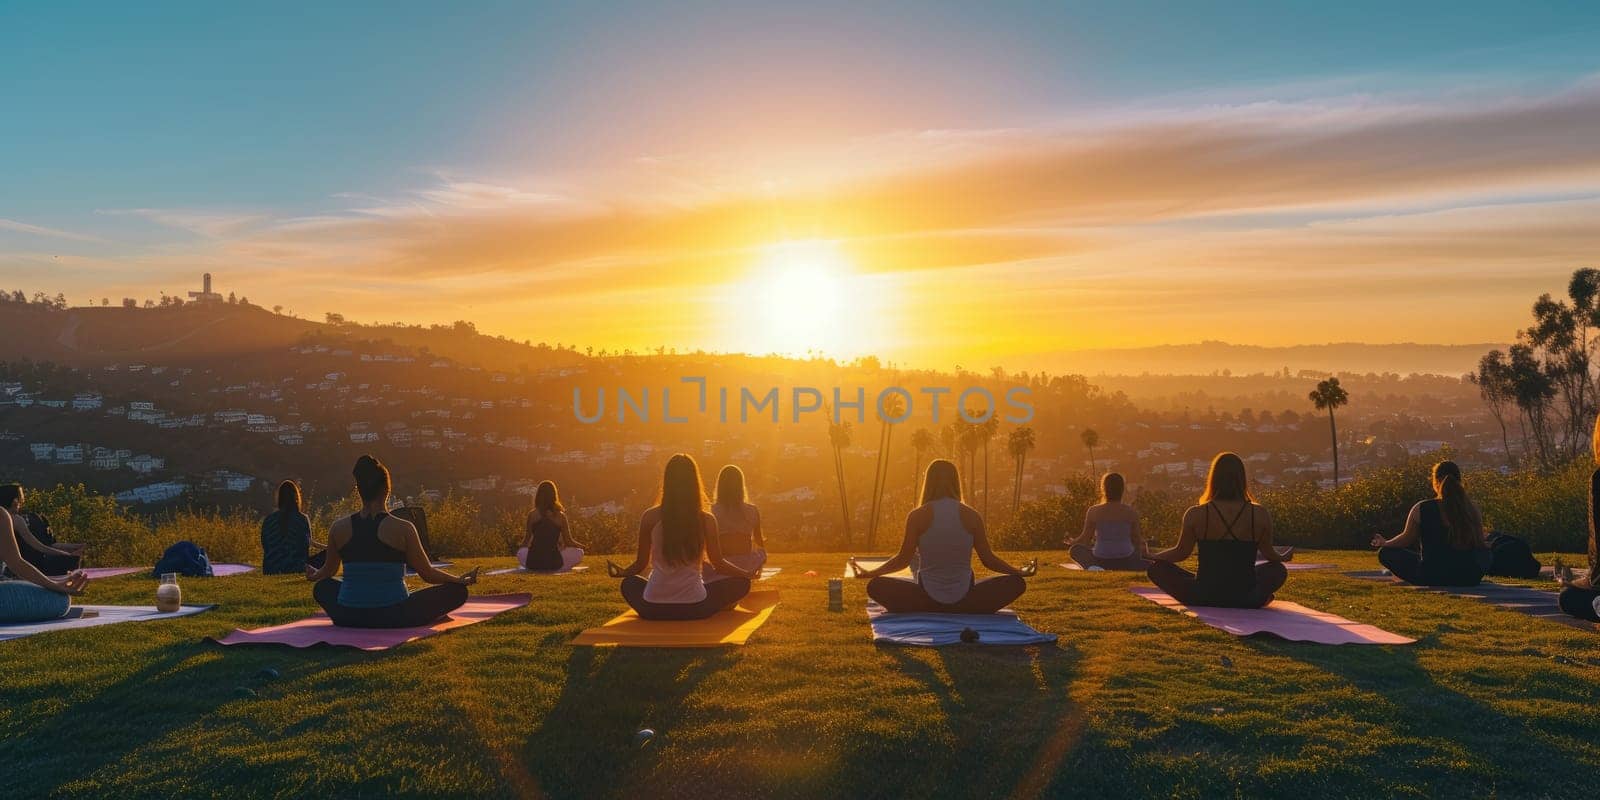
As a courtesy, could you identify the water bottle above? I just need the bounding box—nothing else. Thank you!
[827,578,843,612]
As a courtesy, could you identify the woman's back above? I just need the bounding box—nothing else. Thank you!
[1416,500,1485,560]
[525,511,564,570]
[713,502,757,556]
[644,510,708,604]
[260,509,311,575]
[1088,503,1138,559]
[917,498,974,604]
[1195,501,1260,598]
[337,512,408,608]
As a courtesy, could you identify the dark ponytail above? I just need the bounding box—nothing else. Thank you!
[1434,461,1480,549]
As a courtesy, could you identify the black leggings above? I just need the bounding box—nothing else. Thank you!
[621,575,751,621]
[1147,560,1286,609]
[313,578,468,628]
[1378,548,1484,587]
[1558,585,1600,622]
[866,574,1026,614]
[1069,544,1150,571]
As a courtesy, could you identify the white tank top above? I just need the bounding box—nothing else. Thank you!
[1093,520,1135,559]
[643,521,707,604]
[713,502,756,555]
[917,498,974,604]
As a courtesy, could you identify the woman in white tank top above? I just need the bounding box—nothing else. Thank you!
[851,459,1035,614]
[1067,472,1152,571]
[612,455,762,621]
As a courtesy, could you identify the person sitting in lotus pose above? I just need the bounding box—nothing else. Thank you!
[306,455,479,628]
[1370,461,1490,588]
[611,454,760,621]
[0,484,88,623]
[520,480,585,572]
[851,459,1035,614]
[705,464,766,581]
[1147,453,1288,608]
[1067,472,1151,571]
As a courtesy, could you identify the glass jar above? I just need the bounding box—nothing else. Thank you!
[156,572,182,613]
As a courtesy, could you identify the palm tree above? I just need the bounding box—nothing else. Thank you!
[939,422,957,459]
[910,427,936,504]
[1080,428,1100,474]
[828,420,854,546]
[957,421,980,498]
[1007,426,1036,516]
[977,415,1000,518]
[1309,377,1350,486]
[866,394,906,549]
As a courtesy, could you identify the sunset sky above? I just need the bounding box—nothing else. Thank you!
[4,2,1600,369]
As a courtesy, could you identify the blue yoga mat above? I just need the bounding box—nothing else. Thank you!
[866,601,1057,646]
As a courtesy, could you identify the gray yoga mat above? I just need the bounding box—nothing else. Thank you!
[0,604,215,642]
[1345,571,1592,630]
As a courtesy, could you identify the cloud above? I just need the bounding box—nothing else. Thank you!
[96,208,265,238]
[0,218,102,243]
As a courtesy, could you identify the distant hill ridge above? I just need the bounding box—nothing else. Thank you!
[0,303,588,372]
[1034,340,1507,377]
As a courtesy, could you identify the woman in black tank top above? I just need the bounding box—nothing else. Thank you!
[1372,461,1491,587]
[1147,453,1289,608]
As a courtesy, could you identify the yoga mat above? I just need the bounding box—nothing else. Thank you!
[210,593,530,651]
[1130,587,1414,645]
[1059,562,1143,572]
[209,563,256,577]
[846,556,913,579]
[486,564,590,576]
[1346,571,1593,628]
[571,589,780,647]
[866,601,1057,646]
[1541,565,1591,581]
[71,567,142,579]
[404,561,453,576]
[0,604,214,642]
[1060,561,1334,571]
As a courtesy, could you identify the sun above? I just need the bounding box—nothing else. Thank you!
[734,240,854,356]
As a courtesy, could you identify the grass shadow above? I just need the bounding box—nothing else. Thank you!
[521,645,736,797]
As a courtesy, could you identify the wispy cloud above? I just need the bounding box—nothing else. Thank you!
[0,218,102,243]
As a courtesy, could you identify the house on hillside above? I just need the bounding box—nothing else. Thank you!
[127,454,165,474]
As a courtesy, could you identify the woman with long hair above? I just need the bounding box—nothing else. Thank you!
[1557,414,1600,621]
[849,459,1035,613]
[706,464,766,579]
[261,479,323,575]
[520,480,586,572]
[1066,472,1151,571]
[1147,453,1288,607]
[612,454,760,620]
[1370,460,1490,587]
[306,455,479,627]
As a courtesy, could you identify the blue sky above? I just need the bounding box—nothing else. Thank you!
[3,2,1600,363]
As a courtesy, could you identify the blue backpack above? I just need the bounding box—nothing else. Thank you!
[152,540,213,578]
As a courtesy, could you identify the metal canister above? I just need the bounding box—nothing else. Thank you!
[827,577,843,611]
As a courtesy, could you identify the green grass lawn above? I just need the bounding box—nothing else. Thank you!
[3,550,1597,799]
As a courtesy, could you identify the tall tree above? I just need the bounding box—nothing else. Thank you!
[1007,426,1036,516]
[828,420,854,547]
[1469,350,1519,467]
[910,428,935,504]
[865,394,905,549]
[978,415,1000,518]
[1309,377,1350,486]
[1080,428,1100,474]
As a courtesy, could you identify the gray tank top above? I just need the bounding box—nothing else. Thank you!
[917,498,974,604]
[1093,520,1135,559]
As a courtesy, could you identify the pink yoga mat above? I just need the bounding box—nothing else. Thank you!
[209,563,256,577]
[1130,587,1414,645]
[77,567,142,579]
[209,593,531,651]
[1059,562,1334,571]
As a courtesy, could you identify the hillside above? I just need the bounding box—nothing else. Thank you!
[0,303,588,373]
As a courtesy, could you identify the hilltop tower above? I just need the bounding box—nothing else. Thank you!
[188,273,223,303]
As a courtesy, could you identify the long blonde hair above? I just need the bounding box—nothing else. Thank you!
[656,454,707,566]
[920,459,962,506]
[1199,453,1251,504]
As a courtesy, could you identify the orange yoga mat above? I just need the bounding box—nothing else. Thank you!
[572,590,780,647]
